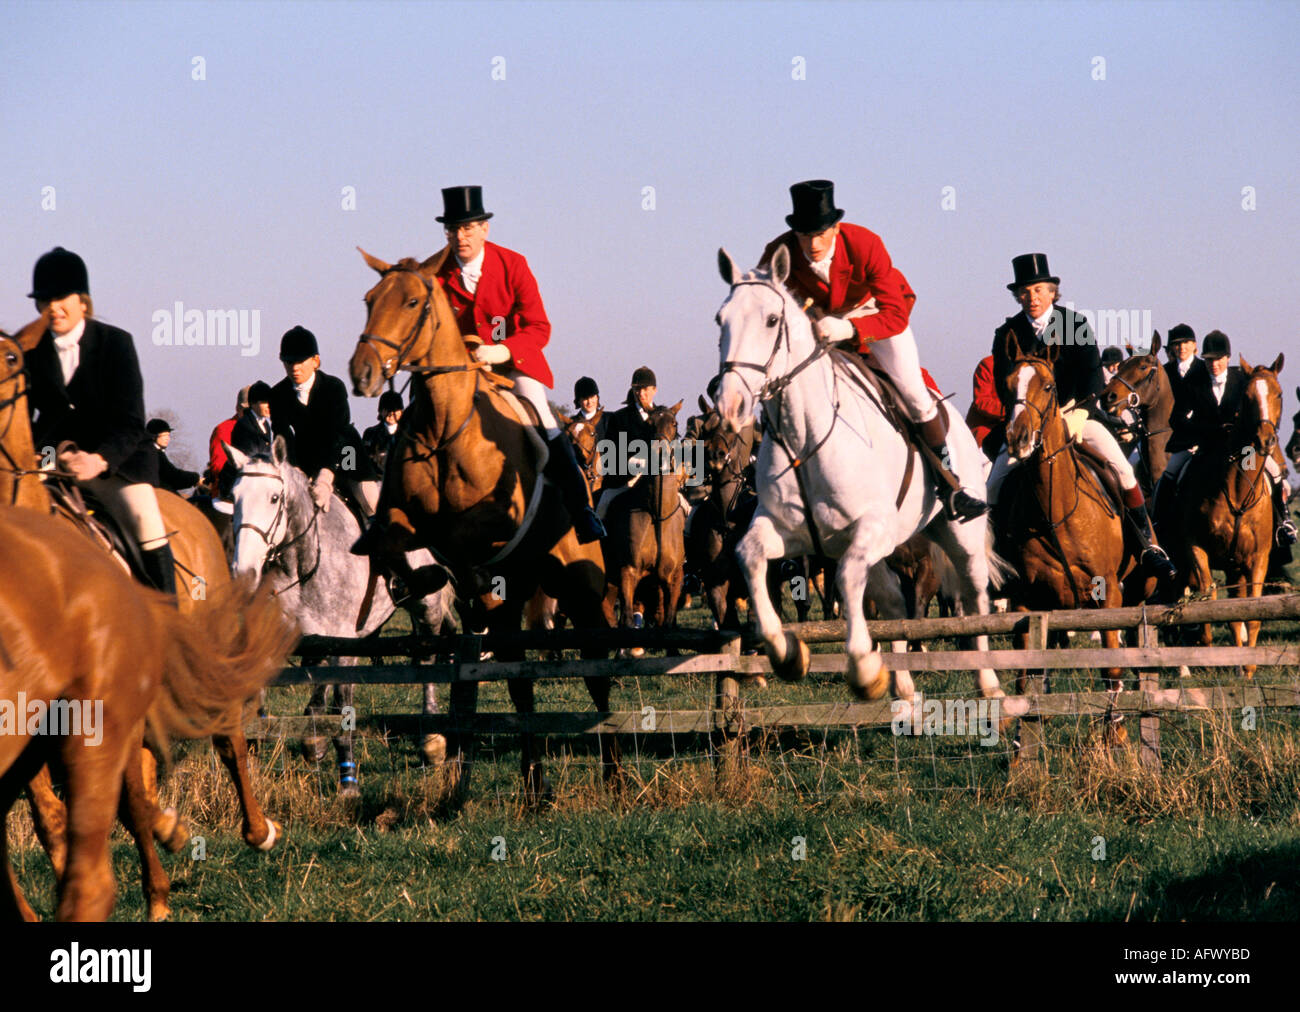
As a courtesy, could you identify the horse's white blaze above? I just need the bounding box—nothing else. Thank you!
[1256,379,1269,418]
[1011,364,1033,426]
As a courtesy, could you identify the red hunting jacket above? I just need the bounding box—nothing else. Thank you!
[761,222,917,351]
[964,354,1003,458]
[436,241,554,387]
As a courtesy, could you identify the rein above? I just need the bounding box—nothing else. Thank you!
[235,467,324,596]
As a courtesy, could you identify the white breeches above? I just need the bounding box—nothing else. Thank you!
[868,326,937,424]
[82,475,169,550]
[508,371,560,438]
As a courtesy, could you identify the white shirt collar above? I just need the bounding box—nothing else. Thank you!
[581,406,599,420]
[294,371,317,405]
[1026,307,1054,337]
[384,421,398,434]
[51,319,87,385]
[804,234,837,284]
[1177,357,1193,376]
[457,247,486,295]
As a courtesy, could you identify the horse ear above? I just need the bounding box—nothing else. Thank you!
[717,248,741,286]
[1239,355,1253,373]
[670,399,683,416]
[1150,330,1161,357]
[357,246,392,275]
[555,408,570,426]
[223,441,248,472]
[770,244,791,285]
[419,246,450,276]
[13,311,50,352]
[1000,326,1021,364]
[1272,353,1284,375]
[272,434,288,467]
[1045,340,1061,365]
[698,394,710,415]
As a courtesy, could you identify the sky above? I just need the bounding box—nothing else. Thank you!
[2,0,1297,468]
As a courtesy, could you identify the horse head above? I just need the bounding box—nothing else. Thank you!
[227,435,304,580]
[1237,354,1285,458]
[1002,356,1061,462]
[1101,333,1170,423]
[560,408,601,489]
[349,246,461,397]
[714,245,810,435]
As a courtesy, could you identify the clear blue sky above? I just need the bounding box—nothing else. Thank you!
[3,0,1297,467]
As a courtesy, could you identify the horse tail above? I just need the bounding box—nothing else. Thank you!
[984,527,1017,591]
[145,575,298,747]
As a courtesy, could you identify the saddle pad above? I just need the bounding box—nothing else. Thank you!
[494,384,550,472]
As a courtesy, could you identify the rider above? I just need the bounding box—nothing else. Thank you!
[432,185,605,543]
[1159,330,1297,546]
[205,384,250,500]
[987,253,1177,580]
[965,354,1003,460]
[230,381,275,459]
[25,247,180,598]
[361,389,404,478]
[269,325,379,516]
[146,419,200,494]
[1100,346,1123,383]
[596,366,659,519]
[573,376,605,436]
[760,180,987,522]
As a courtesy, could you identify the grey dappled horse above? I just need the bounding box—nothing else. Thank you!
[227,437,456,795]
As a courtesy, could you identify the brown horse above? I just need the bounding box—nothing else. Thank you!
[997,350,1138,734]
[602,402,687,636]
[348,248,619,800]
[1100,333,1174,498]
[1165,356,1285,671]
[0,506,295,922]
[557,407,602,495]
[1,320,283,920]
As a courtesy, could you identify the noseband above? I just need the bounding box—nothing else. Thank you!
[234,466,323,594]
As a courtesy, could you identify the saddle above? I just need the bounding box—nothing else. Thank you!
[45,477,146,582]
[487,381,549,472]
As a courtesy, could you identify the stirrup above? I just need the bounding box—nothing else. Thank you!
[944,487,988,523]
[1142,544,1177,579]
[1276,520,1298,548]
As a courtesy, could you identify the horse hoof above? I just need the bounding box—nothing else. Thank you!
[301,737,328,764]
[148,901,171,923]
[744,675,768,690]
[339,781,361,799]
[251,819,282,851]
[421,733,447,766]
[847,653,889,701]
[154,807,190,853]
[772,632,810,682]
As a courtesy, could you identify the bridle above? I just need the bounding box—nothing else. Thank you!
[1008,361,1059,461]
[233,464,323,596]
[0,335,54,506]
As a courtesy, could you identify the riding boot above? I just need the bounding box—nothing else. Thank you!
[139,542,180,606]
[1127,502,1177,581]
[1267,479,1298,548]
[918,413,988,523]
[546,434,607,543]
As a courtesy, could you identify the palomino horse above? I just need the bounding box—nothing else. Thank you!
[227,437,456,791]
[997,350,1138,707]
[714,248,1001,711]
[1165,356,1285,672]
[1100,333,1174,498]
[601,402,687,635]
[0,506,295,922]
[0,321,284,921]
[348,248,619,800]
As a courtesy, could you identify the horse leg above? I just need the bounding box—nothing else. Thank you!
[26,766,67,880]
[56,736,132,922]
[736,516,807,680]
[865,562,912,709]
[1244,552,1269,679]
[507,677,551,804]
[302,678,329,763]
[331,675,358,798]
[212,731,280,850]
[839,517,893,701]
[1190,545,1215,646]
[444,680,479,805]
[2,743,47,922]
[421,682,446,766]
[927,520,1002,699]
[118,739,171,921]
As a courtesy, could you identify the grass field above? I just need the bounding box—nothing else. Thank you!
[10,574,1300,921]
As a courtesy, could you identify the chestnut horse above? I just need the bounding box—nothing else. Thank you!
[558,408,602,495]
[601,402,687,635]
[998,349,1141,736]
[1164,356,1285,673]
[1,320,283,921]
[1099,333,1174,498]
[0,506,295,921]
[348,248,619,801]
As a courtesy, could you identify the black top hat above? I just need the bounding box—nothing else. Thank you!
[146,418,173,435]
[786,180,845,234]
[631,366,657,389]
[1202,330,1231,359]
[247,381,274,404]
[1100,347,1124,367]
[279,326,319,362]
[378,390,404,414]
[29,247,89,301]
[437,186,494,226]
[574,376,599,400]
[1167,323,1196,347]
[1007,253,1060,292]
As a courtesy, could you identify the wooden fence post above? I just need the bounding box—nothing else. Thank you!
[1014,613,1049,768]
[1138,622,1163,770]
[712,636,746,780]
[443,633,482,806]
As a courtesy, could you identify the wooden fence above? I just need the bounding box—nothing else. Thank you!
[246,593,1300,773]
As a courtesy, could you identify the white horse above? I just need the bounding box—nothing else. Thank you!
[714,246,1002,709]
[226,437,456,792]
